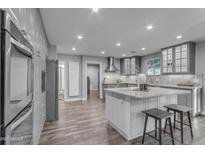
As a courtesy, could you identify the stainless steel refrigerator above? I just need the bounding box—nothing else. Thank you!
[46,59,59,121]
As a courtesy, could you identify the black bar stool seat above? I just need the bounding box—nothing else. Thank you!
[164,104,193,144]
[142,108,175,145]
[164,104,192,113]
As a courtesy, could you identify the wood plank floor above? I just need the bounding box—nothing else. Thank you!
[40,91,205,145]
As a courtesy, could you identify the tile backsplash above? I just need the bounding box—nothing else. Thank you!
[103,72,203,87]
[103,73,146,84]
[147,74,203,87]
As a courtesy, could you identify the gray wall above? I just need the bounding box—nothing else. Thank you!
[195,41,205,113]
[196,41,205,74]
[48,45,57,60]
[57,54,120,100]
[141,51,161,74]
[57,54,83,100]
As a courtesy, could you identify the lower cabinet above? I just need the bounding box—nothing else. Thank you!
[105,94,113,123]
[32,55,46,144]
[105,93,130,138]
[32,93,46,144]
[178,93,192,108]
[105,93,178,140]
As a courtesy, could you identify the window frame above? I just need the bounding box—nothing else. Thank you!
[146,57,161,76]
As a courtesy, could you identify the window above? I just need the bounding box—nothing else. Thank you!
[147,58,161,75]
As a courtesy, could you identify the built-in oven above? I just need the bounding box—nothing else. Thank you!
[1,10,33,144]
[5,35,33,126]
[5,103,33,144]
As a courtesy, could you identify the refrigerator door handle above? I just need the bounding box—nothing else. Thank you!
[10,37,32,57]
[9,108,32,132]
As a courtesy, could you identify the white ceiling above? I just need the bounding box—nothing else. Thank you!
[40,8,205,57]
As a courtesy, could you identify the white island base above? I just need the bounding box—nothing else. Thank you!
[105,87,190,141]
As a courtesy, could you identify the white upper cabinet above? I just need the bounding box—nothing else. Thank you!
[162,42,195,74]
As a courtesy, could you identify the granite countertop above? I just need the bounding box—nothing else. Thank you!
[105,87,190,99]
[102,82,138,85]
[148,83,202,90]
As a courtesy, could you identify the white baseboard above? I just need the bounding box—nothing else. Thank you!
[90,89,99,91]
[64,98,83,102]
[81,98,87,101]
[64,97,102,102]
[201,111,205,115]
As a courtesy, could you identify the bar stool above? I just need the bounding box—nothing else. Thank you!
[142,108,175,145]
[164,104,193,144]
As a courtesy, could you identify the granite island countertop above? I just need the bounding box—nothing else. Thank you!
[148,83,202,90]
[105,87,190,99]
[102,82,138,85]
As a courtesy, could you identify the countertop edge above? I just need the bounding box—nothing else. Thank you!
[105,87,190,99]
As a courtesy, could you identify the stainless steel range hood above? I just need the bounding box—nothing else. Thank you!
[105,57,119,72]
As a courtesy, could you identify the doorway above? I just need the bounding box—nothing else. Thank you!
[87,64,100,100]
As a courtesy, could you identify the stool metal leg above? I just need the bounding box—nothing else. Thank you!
[168,117,175,145]
[164,119,167,134]
[180,112,183,144]
[174,111,176,130]
[159,119,162,145]
[187,111,193,138]
[164,108,169,134]
[142,115,148,144]
[155,119,157,139]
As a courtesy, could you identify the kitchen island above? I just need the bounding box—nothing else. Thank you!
[105,87,190,140]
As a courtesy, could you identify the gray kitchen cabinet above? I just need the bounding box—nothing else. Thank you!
[120,58,130,75]
[32,56,46,144]
[46,59,59,121]
[120,56,141,75]
[162,48,173,73]
[162,42,195,74]
[105,94,113,123]
[130,57,136,74]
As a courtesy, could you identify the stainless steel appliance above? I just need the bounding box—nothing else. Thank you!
[1,10,33,144]
[46,59,58,122]
[105,57,119,72]
[5,103,33,145]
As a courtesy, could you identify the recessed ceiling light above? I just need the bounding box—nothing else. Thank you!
[122,54,126,57]
[176,35,182,39]
[72,47,76,51]
[101,51,105,54]
[77,35,83,40]
[116,42,121,47]
[92,8,99,12]
[141,47,146,51]
[146,25,153,30]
